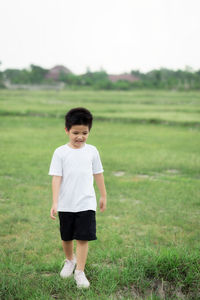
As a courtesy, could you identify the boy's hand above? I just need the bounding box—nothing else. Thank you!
[100,196,107,212]
[50,204,57,220]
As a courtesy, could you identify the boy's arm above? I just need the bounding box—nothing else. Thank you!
[50,175,62,220]
[93,173,107,212]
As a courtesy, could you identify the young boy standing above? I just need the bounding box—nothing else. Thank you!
[48,107,107,289]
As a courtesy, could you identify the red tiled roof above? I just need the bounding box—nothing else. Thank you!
[108,74,139,83]
[45,65,72,80]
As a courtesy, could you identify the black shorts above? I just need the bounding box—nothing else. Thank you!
[58,210,97,241]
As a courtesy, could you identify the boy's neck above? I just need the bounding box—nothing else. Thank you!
[67,142,85,149]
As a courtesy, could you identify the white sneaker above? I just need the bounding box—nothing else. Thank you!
[60,255,76,278]
[74,270,90,288]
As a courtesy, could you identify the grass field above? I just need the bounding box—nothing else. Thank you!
[0,90,200,299]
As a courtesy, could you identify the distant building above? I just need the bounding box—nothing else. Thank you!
[45,65,72,81]
[108,73,139,83]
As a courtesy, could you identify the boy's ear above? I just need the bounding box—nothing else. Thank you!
[64,127,69,134]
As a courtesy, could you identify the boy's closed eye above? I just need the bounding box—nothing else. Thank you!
[73,132,88,135]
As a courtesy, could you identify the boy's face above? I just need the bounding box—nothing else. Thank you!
[65,125,90,149]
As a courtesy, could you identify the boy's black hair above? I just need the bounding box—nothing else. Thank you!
[65,107,93,131]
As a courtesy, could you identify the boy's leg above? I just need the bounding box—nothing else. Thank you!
[62,240,74,260]
[60,240,76,278]
[76,240,88,271]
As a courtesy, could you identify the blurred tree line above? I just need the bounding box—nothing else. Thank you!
[131,67,200,90]
[2,65,49,85]
[1,63,200,90]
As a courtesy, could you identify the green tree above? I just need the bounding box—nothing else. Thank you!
[0,61,5,88]
[113,80,131,90]
[29,64,48,84]
[59,73,82,85]
[4,69,30,84]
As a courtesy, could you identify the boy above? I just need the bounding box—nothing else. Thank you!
[48,107,107,289]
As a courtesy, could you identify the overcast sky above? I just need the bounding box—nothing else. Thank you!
[0,0,200,74]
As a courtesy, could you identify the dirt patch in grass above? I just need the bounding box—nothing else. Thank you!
[166,169,179,174]
[132,170,181,182]
[132,174,155,182]
[115,170,182,183]
[51,294,60,299]
[119,198,126,203]
[41,272,55,277]
[113,280,195,299]
[132,200,142,204]
[113,171,125,177]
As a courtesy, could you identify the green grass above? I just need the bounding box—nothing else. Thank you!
[0,90,200,126]
[0,90,200,299]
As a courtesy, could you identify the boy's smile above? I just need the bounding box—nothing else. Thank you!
[65,125,90,149]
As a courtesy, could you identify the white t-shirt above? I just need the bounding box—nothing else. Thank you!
[48,143,104,212]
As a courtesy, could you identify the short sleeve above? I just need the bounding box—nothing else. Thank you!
[92,148,104,174]
[48,150,63,176]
